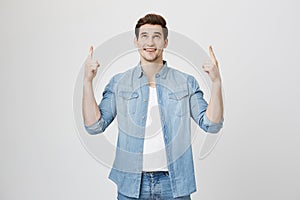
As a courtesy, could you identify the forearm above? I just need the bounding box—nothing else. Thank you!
[82,79,101,126]
[206,80,223,123]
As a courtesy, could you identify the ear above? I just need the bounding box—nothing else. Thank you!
[134,37,138,48]
[164,38,168,48]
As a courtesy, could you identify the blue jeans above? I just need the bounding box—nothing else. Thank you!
[117,171,191,200]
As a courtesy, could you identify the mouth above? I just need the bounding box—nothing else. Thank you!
[143,48,157,52]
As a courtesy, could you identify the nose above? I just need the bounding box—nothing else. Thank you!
[146,37,154,46]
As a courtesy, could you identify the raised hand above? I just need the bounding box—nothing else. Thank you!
[202,46,221,83]
[84,46,100,82]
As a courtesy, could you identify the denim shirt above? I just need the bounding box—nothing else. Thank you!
[84,61,223,198]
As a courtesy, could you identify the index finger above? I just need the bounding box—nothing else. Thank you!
[209,45,218,66]
[89,45,94,58]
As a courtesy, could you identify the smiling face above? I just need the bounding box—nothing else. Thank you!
[134,24,168,64]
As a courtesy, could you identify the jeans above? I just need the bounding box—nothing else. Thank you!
[117,171,191,200]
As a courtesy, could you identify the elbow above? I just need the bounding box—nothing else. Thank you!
[204,124,223,134]
[84,118,106,135]
[84,126,104,135]
[201,114,224,134]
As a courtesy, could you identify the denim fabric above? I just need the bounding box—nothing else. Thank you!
[117,171,191,200]
[84,61,224,198]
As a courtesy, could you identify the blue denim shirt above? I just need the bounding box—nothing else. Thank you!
[84,61,223,198]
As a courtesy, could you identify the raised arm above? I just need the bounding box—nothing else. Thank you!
[82,46,101,126]
[202,46,224,123]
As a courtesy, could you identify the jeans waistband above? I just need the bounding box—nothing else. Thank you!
[142,171,169,177]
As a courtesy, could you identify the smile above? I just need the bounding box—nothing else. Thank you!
[143,48,157,52]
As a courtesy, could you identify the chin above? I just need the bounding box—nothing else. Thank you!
[145,57,159,63]
[141,54,158,62]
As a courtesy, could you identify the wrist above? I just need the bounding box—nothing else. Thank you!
[212,78,222,86]
[83,78,93,85]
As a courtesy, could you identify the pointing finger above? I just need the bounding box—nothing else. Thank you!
[209,46,218,67]
[89,45,94,58]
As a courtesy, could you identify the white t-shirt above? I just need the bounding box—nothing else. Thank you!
[143,86,168,171]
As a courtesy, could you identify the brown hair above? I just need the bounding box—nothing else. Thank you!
[135,13,168,39]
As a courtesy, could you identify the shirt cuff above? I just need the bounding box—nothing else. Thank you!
[202,113,224,133]
[84,117,106,135]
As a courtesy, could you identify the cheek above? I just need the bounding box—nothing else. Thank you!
[138,42,147,48]
[137,48,144,54]
[155,41,165,49]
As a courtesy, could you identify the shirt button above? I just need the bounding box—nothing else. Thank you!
[155,74,160,78]
[143,98,147,102]
[142,116,145,119]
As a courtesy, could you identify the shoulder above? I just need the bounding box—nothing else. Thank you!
[106,66,136,88]
[166,65,200,93]
[167,65,197,83]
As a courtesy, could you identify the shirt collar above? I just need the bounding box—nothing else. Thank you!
[136,60,169,79]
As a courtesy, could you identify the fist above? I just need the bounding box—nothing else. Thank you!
[202,46,221,83]
[84,46,100,82]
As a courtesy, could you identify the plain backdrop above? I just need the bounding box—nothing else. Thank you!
[1,0,300,199]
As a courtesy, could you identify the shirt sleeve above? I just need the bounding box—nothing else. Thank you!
[84,75,117,135]
[188,76,224,133]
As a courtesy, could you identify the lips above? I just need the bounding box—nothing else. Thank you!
[143,48,157,52]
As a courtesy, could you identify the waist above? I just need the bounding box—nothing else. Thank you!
[142,171,169,177]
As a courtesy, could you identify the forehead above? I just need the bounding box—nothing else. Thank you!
[138,24,163,34]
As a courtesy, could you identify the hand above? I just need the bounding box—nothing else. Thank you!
[84,46,100,82]
[202,46,221,83]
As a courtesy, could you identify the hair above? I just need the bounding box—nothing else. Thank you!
[135,13,168,39]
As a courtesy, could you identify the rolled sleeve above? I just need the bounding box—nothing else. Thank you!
[188,75,224,134]
[84,117,107,135]
[83,74,119,135]
[202,113,224,133]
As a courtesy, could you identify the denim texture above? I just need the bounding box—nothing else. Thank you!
[85,61,223,198]
[117,171,191,200]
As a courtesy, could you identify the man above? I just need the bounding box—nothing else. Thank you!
[82,13,223,200]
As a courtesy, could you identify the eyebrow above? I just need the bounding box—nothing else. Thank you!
[140,31,162,35]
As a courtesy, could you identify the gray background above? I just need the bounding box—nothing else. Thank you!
[1,0,299,199]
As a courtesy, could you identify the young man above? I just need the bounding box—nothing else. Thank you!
[82,14,224,199]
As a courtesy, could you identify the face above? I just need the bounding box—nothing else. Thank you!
[134,24,168,63]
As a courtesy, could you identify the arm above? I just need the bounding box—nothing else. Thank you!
[189,46,224,133]
[82,46,101,126]
[82,46,116,134]
[205,81,223,123]
[189,77,223,133]
[202,46,224,124]
[82,79,100,126]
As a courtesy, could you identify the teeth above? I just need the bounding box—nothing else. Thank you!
[144,48,156,51]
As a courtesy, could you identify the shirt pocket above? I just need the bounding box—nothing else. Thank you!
[117,90,139,116]
[168,86,189,117]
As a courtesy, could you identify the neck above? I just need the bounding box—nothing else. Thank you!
[140,59,164,78]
